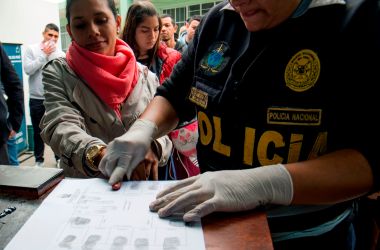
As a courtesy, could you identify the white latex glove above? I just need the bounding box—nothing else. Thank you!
[149,164,293,222]
[99,119,157,185]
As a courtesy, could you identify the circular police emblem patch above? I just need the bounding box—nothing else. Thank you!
[200,42,230,76]
[284,49,320,92]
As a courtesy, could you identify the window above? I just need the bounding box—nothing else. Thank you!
[162,1,221,28]
[60,25,70,52]
[163,8,175,19]
[201,3,214,15]
[175,7,186,28]
[188,4,200,17]
[61,33,71,53]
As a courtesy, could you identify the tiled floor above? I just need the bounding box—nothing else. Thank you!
[19,144,58,168]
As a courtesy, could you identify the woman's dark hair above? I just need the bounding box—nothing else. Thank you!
[120,1,162,66]
[66,0,118,24]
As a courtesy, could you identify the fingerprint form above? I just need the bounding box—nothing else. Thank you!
[82,234,101,250]
[110,236,128,250]
[134,238,149,250]
[163,237,180,250]
[58,235,76,249]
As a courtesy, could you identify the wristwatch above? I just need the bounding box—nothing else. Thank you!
[85,144,106,171]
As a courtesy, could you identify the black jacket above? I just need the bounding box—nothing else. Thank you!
[0,42,24,144]
[157,0,380,181]
[156,0,380,236]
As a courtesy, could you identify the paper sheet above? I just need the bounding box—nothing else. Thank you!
[5,179,205,250]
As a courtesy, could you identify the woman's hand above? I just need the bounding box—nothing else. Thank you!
[130,147,159,180]
[98,119,157,185]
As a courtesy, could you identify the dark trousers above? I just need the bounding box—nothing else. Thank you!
[29,99,45,163]
[0,142,10,165]
[353,197,380,250]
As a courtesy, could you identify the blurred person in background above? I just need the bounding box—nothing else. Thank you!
[0,42,24,165]
[160,14,178,49]
[176,15,202,53]
[24,23,65,167]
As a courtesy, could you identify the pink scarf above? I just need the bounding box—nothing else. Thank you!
[66,39,139,118]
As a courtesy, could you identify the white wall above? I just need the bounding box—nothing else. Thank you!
[0,0,62,125]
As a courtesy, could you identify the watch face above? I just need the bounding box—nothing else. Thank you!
[87,146,100,160]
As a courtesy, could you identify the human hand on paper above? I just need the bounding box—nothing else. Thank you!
[98,119,158,185]
[130,148,159,180]
[110,148,159,190]
[149,164,294,222]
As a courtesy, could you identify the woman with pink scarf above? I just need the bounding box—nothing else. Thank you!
[40,0,172,181]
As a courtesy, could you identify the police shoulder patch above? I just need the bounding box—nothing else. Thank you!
[284,49,320,92]
[200,42,230,76]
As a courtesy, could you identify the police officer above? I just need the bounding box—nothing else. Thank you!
[99,0,380,248]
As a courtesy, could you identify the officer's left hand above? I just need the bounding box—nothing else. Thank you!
[149,164,294,222]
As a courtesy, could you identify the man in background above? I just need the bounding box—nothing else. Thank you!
[23,23,65,167]
[176,15,201,53]
[0,42,24,165]
[160,14,178,49]
[177,17,189,44]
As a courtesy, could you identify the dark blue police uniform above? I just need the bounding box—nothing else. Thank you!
[156,0,380,248]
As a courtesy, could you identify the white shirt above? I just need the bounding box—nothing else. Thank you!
[23,42,65,99]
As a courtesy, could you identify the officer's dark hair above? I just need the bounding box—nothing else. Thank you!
[44,23,60,33]
[66,0,117,24]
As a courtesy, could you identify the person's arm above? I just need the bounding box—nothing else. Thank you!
[97,84,180,184]
[23,45,47,75]
[99,22,199,185]
[0,44,24,133]
[40,59,105,177]
[288,149,373,204]
[149,149,373,222]
[140,96,179,138]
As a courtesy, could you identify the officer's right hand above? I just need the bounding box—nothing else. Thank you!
[98,119,158,185]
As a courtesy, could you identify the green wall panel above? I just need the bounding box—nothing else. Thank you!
[152,0,219,12]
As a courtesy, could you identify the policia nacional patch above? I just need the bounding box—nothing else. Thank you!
[284,49,320,92]
[189,87,208,109]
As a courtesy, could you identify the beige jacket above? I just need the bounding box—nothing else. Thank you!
[40,57,172,178]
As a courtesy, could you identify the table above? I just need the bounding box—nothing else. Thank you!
[0,186,273,249]
[0,193,44,249]
[203,210,273,250]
